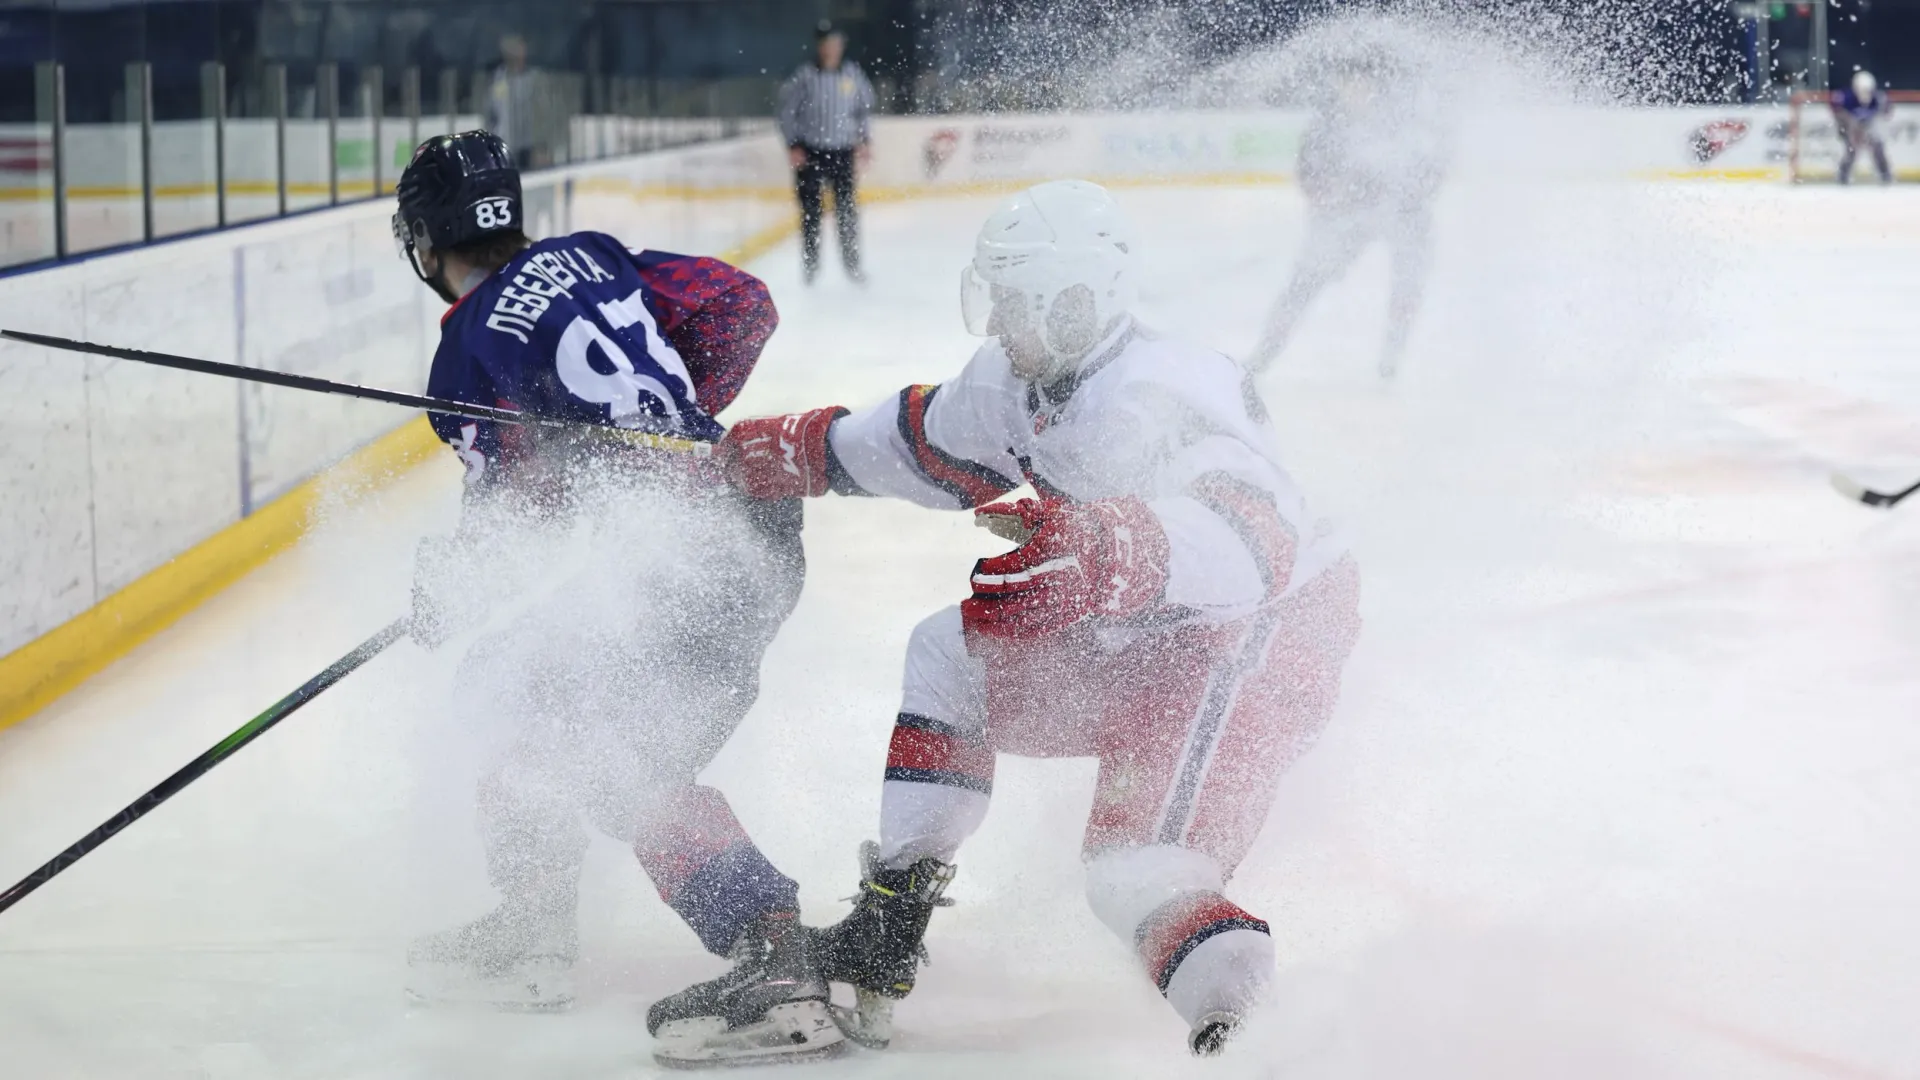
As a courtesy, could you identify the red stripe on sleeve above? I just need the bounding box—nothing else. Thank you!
[1192,473,1299,599]
[900,384,1014,508]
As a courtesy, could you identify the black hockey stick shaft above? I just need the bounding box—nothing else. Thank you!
[4,328,533,425]
[1830,471,1920,508]
[0,618,408,916]
[0,329,709,456]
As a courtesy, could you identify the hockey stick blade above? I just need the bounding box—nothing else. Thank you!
[1831,473,1872,502]
[1,329,711,458]
[0,619,408,917]
[1830,471,1920,508]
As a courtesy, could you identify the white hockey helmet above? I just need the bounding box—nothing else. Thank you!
[1854,69,1878,99]
[960,180,1136,372]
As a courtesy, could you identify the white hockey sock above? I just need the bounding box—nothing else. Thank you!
[1163,926,1275,1027]
[877,779,985,867]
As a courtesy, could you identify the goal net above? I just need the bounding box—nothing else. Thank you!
[1788,89,1920,183]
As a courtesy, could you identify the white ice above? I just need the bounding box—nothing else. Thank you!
[5,180,1920,1079]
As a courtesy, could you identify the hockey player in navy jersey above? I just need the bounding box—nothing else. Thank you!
[392,132,841,1061]
[1833,70,1893,186]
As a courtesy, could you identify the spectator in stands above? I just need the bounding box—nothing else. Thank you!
[778,21,876,284]
[1833,69,1893,185]
[488,34,539,169]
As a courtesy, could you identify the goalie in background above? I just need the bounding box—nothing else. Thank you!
[1833,70,1893,186]
[1246,54,1448,379]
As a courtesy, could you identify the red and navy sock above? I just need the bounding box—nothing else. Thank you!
[633,785,798,956]
[1136,891,1271,995]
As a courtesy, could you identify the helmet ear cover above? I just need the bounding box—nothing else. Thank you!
[1042,284,1102,359]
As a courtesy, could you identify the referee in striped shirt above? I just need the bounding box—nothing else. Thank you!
[778,22,876,284]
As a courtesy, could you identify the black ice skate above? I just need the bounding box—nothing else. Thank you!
[811,841,956,1049]
[405,894,578,1012]
[647,912,845,1069]
[1188,1009,1243,1057]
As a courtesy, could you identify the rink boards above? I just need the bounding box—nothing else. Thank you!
[0,135,793,728]
[4,101,1917,731]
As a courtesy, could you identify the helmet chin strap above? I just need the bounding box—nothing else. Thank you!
[1007,321,1119,388]
[409,245,488,306]
[1033,340,1086,385]
[1041,313,1127,382]
[406,243,460,305]
[424,267,462,306]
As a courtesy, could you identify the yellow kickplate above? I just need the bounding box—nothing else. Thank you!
[0,221,790,732]
[0,417,443,733]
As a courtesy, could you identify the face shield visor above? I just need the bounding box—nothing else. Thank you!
[961,264,1051,339]
[960,264,997,336]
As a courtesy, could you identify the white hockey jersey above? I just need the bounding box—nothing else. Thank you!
[827,320,1345,624]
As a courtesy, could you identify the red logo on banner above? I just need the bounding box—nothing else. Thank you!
[924,129,961,180]
[1689,119,1751,164]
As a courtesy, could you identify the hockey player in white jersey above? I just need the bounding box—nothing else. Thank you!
[646,180,1362,1063]
[1247,53,1448,378]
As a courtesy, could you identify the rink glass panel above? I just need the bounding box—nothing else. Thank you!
[61,122,144,255]
[0,122,57,269]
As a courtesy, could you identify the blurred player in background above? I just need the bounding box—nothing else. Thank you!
[1248,51,1448,378]
[390,133,827,1048]
[651,180,1361,1065]
[1834,70,1893,186]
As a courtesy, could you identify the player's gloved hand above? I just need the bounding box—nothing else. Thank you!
[961,496,1170,641]
[718,406,849,500]
[410,533,487,650]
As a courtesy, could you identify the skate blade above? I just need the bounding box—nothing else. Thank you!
[403,986,575,1013]
[403,961,575,1013]
[653,1000,848,1070]
[828,990,895,1050]
[1189,1010,1243,1057]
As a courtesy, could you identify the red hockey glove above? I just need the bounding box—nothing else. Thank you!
[961,496,1170,641]
[718,406,848,500]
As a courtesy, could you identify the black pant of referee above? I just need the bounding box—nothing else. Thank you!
[795,147,861,282]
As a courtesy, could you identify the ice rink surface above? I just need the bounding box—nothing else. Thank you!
[5,179,1920,1079]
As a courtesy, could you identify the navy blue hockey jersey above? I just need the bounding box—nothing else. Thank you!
[1835,87,1890,125]
[426,231,777,489]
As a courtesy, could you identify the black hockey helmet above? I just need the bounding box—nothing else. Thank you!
[392,130,522,300]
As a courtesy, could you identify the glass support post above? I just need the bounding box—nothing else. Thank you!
[439,69,458,136]
[202,62,228,228]
[268,64,288,216]
[319,64,339,205]
[36,62,67,259]
[129,62,155,242]
[403,67,421,161]
[365,66,383,197]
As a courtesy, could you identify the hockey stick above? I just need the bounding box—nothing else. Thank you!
[0,618,408,916]
[0,329,711,458]
[1830,472,1920,508]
